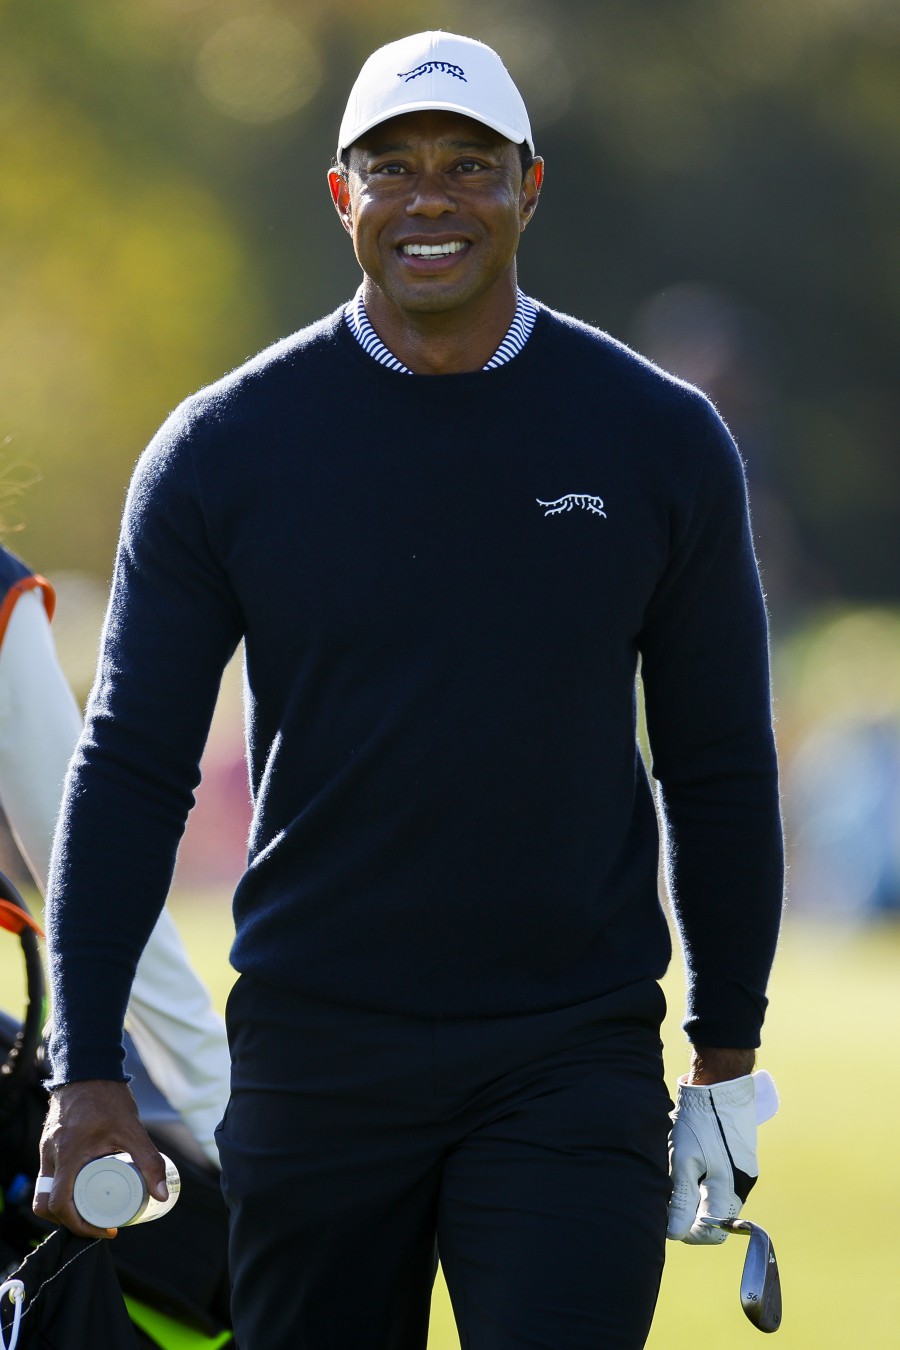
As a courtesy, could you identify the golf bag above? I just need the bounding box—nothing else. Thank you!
[0,872,235,1349]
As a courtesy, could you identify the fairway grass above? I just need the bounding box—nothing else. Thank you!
[3,898,898,1347]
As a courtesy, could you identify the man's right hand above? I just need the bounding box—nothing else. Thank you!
[33,1079,169,1238]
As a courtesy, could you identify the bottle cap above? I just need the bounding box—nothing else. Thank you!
[73,1155,147,1228]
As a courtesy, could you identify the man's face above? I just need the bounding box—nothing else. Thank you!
[328,110,542,322]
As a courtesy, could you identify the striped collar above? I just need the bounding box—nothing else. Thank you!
[344,286,538,374]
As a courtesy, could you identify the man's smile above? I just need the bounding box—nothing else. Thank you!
[399,240,469,259]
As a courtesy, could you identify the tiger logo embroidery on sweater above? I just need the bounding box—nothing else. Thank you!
[536,494,607,518]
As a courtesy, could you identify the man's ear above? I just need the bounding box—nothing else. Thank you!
[520,157,544,230]
[327,167,353,234]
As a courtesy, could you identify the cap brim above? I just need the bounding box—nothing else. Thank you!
[339,101,533,156]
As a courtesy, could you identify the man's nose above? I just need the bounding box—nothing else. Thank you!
[405,173,458,217]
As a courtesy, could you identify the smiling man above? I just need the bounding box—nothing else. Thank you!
[38,31,783,1350]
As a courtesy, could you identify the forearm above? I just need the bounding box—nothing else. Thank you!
[46,746,198,1085]
[660,757,784,1047]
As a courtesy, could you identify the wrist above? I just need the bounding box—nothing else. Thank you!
[687,1046,756,1085]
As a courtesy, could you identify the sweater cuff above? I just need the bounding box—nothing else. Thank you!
[682,974,769,1049]
[46,1018,130,1091]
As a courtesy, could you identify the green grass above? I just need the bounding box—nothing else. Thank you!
[5,896,900,1347]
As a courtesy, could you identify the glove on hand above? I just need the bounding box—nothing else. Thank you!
[666,1069,778,1245]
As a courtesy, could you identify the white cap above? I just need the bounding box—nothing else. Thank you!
[337,31,534,158]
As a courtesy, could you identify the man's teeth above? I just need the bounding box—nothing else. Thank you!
[402,241,466,257]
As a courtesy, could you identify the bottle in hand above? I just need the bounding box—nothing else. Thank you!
[72,1152,180,1228]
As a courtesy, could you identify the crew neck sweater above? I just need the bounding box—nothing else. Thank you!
[46,301,784,1086]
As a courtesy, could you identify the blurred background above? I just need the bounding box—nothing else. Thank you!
[2,0,899,1344]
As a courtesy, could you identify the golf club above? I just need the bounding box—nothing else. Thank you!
[701,1217,782,1333]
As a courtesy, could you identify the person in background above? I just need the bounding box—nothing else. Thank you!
[0,541,229,1167]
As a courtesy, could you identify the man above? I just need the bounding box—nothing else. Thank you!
[35,31,783,1349]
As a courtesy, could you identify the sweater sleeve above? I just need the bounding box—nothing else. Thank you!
[638,397,784,1049]
[46,408,244,1086]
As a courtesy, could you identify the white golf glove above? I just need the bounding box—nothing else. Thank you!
[667,1069,778,1244]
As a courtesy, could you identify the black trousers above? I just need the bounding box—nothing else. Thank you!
[216,975,672,1350]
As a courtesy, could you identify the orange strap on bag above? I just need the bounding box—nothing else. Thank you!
[0,897,44,939]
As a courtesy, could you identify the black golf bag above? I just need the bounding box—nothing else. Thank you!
[0,872,235,1348]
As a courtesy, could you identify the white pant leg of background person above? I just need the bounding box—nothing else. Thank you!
[0,584,229,1166]
[127,911,232,1166]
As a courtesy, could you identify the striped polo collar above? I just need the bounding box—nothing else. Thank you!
[344,286,538,374]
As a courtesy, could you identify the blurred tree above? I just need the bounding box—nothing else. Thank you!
[1,0,274,575]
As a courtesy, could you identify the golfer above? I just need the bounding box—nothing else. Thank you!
[36,31,784,1349]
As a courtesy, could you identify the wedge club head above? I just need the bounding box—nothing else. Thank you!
[701,1217,782,1333]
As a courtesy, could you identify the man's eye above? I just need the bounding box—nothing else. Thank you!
[455,160,485,173]
[373,163,407,175]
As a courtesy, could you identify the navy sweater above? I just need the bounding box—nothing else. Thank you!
[47,302,783,1085]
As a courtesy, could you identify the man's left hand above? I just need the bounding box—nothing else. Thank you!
[667,1048,779,1245]
[667,1071,758,1242]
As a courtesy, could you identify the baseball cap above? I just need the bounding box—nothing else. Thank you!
[337,31,534,157]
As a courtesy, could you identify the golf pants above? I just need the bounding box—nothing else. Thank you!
[216,975,672,1349]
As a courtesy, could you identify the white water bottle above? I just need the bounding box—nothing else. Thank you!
[72,1152,180,1228]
